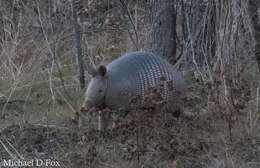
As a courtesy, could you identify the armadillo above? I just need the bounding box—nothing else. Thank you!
[81,51,186,130]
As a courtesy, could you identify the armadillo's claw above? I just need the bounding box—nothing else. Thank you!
[80,101,88,113]
[72,111,80,124]
[80,106,88,114]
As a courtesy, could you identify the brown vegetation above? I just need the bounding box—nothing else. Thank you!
[0,0,260,168]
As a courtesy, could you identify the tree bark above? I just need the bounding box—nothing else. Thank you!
[148,0,176,64]
[248,0,260,71]
[181,0,215,66]
[180,0,216,81]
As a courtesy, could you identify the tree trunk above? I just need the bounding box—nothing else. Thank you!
[181,0,215,66]
[180,0,216,81]
[71,0,85,88]
[148,0,176,64]
[248,0,260,71]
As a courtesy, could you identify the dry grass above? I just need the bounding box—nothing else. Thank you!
[0,0,260,168]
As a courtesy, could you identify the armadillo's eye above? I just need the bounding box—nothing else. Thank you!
[98,89,103,93]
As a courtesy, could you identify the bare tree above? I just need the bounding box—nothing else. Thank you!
[148,0,176,64]
[248,0,260,71]
[71,0,85,89]
[181,0,216,79]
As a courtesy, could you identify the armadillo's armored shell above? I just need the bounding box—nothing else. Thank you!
[104,51,186,113]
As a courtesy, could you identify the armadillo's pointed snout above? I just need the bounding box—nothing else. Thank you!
[80,100,95,113]
[80,102,89,113]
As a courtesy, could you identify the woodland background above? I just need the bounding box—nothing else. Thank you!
[0,0,260,168]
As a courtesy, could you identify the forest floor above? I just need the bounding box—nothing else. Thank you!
[1,1,260,167]
[0,65,260,168]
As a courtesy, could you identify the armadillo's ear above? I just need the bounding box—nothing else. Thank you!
[97,65,107,76]
[87,66,97,77]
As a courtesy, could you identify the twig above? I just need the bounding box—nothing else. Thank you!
[0,140,17,160]
[3,136,24,159]
[36,0,56,103]
[0,100,34,105]
[119,0,139,50]
[71,0,85,89]
[33,124,69,129]
[0,136,24,160]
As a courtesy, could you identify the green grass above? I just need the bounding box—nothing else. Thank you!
[0,66,87,129]
[1,60,260,168]
[244,63,260,81]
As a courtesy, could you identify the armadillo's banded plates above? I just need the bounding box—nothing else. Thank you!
[105,51,186,111]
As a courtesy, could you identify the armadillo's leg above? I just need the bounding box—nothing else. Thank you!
[98,111,108,131]
[168,92,183,118]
